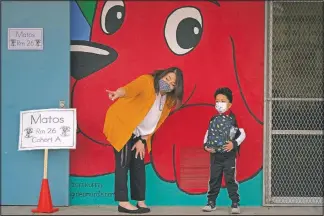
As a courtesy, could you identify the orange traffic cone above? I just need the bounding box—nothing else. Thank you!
[32,179,59,213]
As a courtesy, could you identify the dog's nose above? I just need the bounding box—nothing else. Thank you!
[71,40,118,80]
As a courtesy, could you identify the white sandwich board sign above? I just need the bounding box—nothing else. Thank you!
[19,108,77,151]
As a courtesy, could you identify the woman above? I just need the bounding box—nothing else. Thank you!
[103,67,184,214]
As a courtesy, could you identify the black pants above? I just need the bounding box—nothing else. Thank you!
[207,151,240,203]
[114,135,145,201]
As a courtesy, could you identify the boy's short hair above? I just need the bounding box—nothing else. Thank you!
[214,87,233,103]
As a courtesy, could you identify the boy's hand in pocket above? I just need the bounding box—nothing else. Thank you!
[224,141,234,152]
[204,146,216,153]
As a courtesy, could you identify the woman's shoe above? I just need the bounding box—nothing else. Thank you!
[136,204,151,213]
[118,205,144,214]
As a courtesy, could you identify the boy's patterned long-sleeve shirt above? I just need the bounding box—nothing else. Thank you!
[203,111,246,153]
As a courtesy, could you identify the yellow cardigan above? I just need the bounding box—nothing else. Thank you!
[103,74,173,152]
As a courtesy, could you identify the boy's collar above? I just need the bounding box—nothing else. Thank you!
[216,109,231,116]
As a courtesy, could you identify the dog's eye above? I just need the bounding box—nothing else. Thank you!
[164,6,203,55]
[101,0,125,35]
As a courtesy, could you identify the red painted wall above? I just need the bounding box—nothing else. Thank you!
[70,0,264,195]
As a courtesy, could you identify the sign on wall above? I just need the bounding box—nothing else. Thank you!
[19,109,77,151]
[8,28,43,50]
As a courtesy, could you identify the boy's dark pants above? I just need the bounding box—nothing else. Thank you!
[207,151,240,203]
[114,135,146,201]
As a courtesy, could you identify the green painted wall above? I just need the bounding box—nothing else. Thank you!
[70,165,262,206]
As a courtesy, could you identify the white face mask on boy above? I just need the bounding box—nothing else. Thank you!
[215,102,227,113]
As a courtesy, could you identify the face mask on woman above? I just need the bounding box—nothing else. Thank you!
[159,79,173,93]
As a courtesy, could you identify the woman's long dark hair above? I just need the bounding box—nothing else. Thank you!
[151,67,184,109]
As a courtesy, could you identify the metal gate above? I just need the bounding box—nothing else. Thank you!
[263,1,324,206]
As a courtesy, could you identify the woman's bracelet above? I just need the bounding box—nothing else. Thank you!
[139,137,147,146]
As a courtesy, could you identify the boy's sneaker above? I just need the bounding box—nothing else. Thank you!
[202,201,216,212]
[231,203,240,214]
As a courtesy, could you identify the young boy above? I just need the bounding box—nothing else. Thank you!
[202,87,246,214]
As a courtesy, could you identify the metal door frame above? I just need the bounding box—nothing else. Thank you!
[263,1,323,207]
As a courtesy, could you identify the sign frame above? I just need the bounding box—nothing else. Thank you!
[8,28,44,51]
[18,108,77,151]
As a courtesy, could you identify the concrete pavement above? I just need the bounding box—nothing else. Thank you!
[1,206,323,215]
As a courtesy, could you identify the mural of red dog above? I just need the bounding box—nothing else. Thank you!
[70,0,264,194]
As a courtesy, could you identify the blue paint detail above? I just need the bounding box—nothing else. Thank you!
[70,1,90,41]
[1,1,70,206]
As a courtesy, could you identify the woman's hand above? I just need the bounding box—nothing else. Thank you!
[106,88,125,101]
[131,140,145,160]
